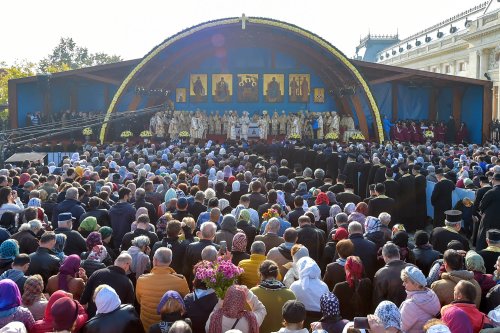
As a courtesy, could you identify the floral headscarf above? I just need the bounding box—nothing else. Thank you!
[374,301,402,330]
[320,292,341,318]
[87,245,108,263]
[22,274,46,306]
[364,216,382,235]
[231,232,247,253]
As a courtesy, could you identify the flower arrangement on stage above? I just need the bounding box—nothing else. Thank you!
[82,128,93,136]
[120,131,133,138]
[325,132,339,140]
[288,134,301,140]
[350,133,365,141]
[262,208,280,221]
[140,130,153,138]
[194,258,244,299]
[178,131,190,138]
[424,130,434,139]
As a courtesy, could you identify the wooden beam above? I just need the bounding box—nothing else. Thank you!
[391,83,398,122]
[8,80,18,129]
[370,73,412,85]
[483,85,493,144]
[350,95,371,141]
[76,73,121,86]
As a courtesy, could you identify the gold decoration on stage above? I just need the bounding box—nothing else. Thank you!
[263,74,284,103]
[190,74,207,102]
[289,74,310,103]
[212,74,232,102]
[176,88,186,103]
[313,88,324,103]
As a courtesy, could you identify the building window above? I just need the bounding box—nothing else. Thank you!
[445,65,451,74]
[459,62,467,71]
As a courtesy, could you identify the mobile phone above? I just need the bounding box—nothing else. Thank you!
[220,240,227,253]
[353,317,370,330]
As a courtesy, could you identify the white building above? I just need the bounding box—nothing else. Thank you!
[362,1,500,119]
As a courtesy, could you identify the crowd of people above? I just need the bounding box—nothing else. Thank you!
[0,136,498,333]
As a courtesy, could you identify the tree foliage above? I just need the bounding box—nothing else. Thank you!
[0,60,37,105]
[38,37,122,72]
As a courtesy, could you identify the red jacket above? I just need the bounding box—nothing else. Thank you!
[446,302,491,333]
[32,294,88,333]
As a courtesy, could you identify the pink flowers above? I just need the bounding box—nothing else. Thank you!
[194,258,244,299]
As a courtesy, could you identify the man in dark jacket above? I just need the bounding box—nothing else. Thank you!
[11,219,42,255]
[329,174,346,194]
[478,229,500,274]
[477,173,500,251]
[373,242,411,308]
[79,197,110,227]
[336,183,361,207]
[413,165,428,230]
[54,212,87,256]
[287,196,306,228]
[80,252,135,317]
[344,221,378,279]
[431,168,456,227]
[248,181,267,210]
[120,214,158,252]
[133,188,157,223]
[358,155,372,199]
[296,215,325,263]
[430,210,470,254]
[343,154,361,195]
[368,183,395,218]
[183,221,219,287]
[188,191,207,221]
[397,165,416,232]
[51,187,86,228]
[109,188,136,249]
[151,220,188,274]
[27,231,60,285]
[412,230,441,276]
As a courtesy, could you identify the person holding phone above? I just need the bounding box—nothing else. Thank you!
[0,187,25,222]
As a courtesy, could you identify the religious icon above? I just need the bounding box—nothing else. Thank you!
[176,88,186,103]
[264,74,284,103]
[313,88,324,103]
[212,74,232,102]
[237,74,259,102]
[289,74,310,103]
[190,74,207,102]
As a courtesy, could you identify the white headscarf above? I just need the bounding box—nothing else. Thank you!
[296,256,321,289]
[95,285,121,314]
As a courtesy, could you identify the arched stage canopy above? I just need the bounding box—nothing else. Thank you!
[8,16,492,144]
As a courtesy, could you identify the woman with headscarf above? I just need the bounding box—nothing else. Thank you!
[332,256,373,320]
[81,285,144,333]
[290,256,329,324]
[294,182,310,201]
[131,207,155,233]
[343,202,356,216]
[325,205,342,236]
[231,232,251,265]
[251,260,296,333]
[276,190,291,215]
[46,254,87,301]
[236,210,257,253]
[158,188,177,216]
[32,290,88,333]
[223,165,233,181]
[348,202,368,225]
[0,239,19,275]
[0,279,35,331]
[51,233,67,263]
[149,290,191,333]
[229,180,243,208]
[440,305,474,333]
[81,245,108,278]
[465,251,496,302]
[315,192,330,221]
[21,275,47,320]
[322,239,354,290]
[206,285,266,333]
[373,301,403,333]
[214,215,242,252]
[310,292,349,333]
[283,245,310,288]
[364,216,385,250]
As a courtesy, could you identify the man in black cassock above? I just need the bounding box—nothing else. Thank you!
[446,115,456,143]
[478,229,500,274]
[413,165,428,230]
[368,183,396,218]
[430,210,469,254]
[358,154,373,199]
[477,173,500,251]
[343,154,361,196]
[431,168,455,227]
[367,157,382,198]
[383,169,400,223]
[397,165,416,232]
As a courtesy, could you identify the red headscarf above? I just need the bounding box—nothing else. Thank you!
[315,192,329,206]
[345,256,364,288]
[333,227,348,241]
[208,285,259,333]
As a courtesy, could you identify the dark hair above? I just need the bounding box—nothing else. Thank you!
[267,190,277,204]
[337,174,346,182]
[283,228,298,243]
[88,197,101,210]
[444,249,463,271]
[294,196,304,208]
[167,220,182,238]
[456,280,477,302]
[40,231,56,244]
[259,260,279,279]
[375,183,385,194]
[118,187,131,199]
[207,198,219,208]
[23,207,38,222]
[0,187,12,206]
[13,254,30,266]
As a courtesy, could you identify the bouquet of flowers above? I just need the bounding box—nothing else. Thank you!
[82,127,93,136]
[288,134,301,140]
[195,258,244,299]
[179,131,190,138]
[262,208,279,221]
[325,132,339,140]
[120,130,133,138]
[424,130,434,139]
[140,130,153,138]
[350,132,365,141]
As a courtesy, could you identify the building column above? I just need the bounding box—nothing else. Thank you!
[481,48,492,80]
[468,50,480,79]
